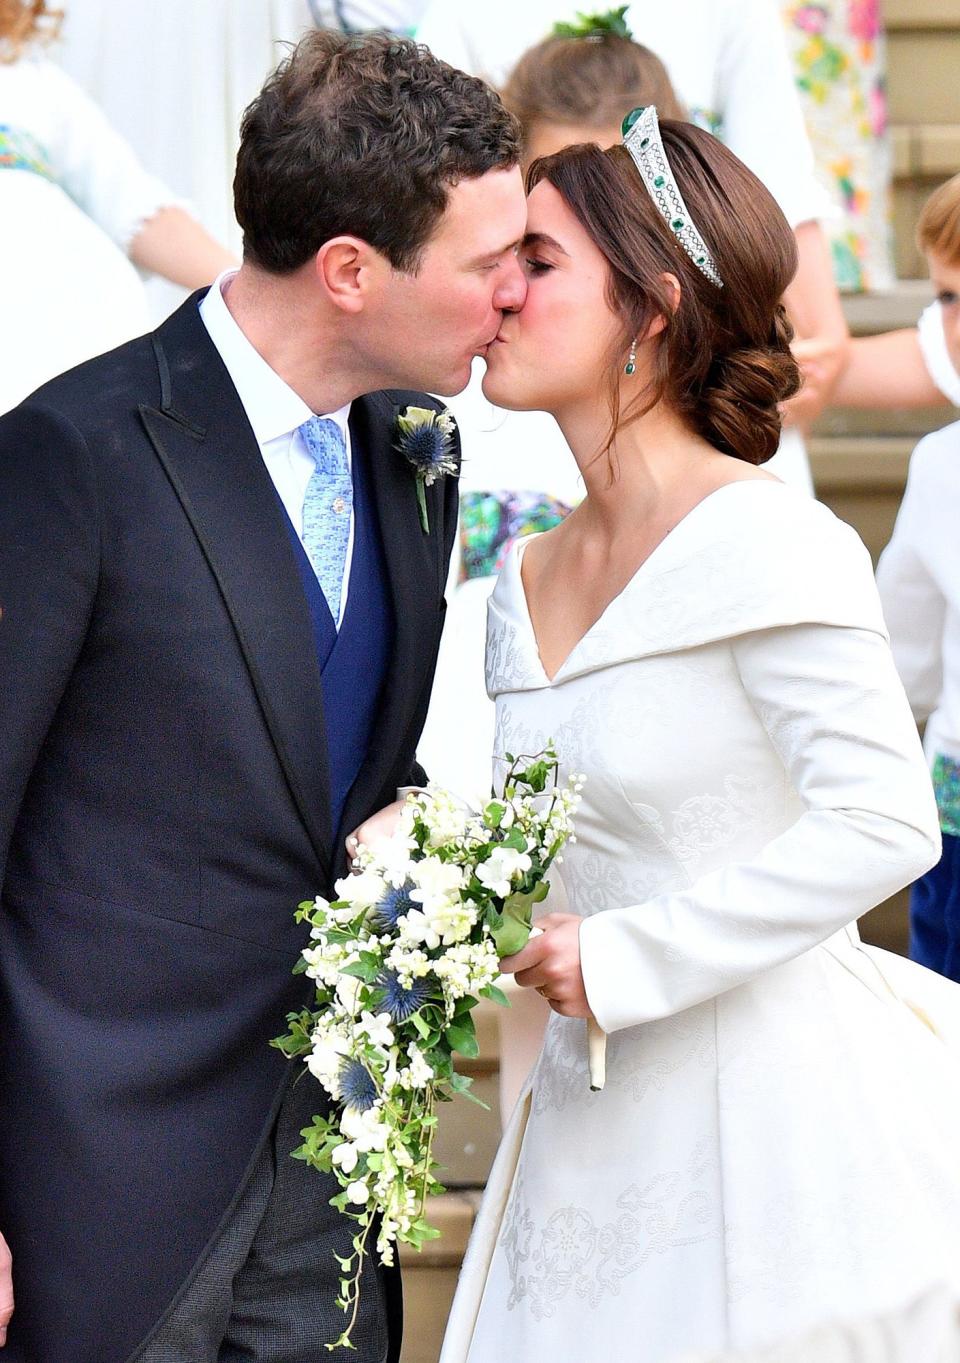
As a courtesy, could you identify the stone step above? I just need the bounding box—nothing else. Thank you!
[885,0,960,29]
[889,31,960,127]
[891,140,959,277]
[431,998,502,1187]
[399,1192,480,1363]
[839,280,934,334]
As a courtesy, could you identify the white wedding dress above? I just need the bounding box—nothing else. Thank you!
[440,480,960,1363]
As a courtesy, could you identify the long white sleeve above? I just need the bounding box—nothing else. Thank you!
[42,60,179,251]
[579,620,940,1034]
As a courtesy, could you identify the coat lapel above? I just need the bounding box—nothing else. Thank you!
[336,391,446,850]
[138,294,334,880]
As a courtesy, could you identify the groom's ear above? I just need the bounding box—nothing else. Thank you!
[315,236,383,315]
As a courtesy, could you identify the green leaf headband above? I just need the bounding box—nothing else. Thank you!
[551,6,632,40]
[621,105,724,289]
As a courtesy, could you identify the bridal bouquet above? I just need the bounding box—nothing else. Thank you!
[273,748,583,1350]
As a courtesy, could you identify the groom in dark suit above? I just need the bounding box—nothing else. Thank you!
[0,31,525,1363]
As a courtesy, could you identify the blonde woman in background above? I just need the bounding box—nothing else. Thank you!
[0,0,235,414]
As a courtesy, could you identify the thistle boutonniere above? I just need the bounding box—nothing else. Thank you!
[393,405,458,533]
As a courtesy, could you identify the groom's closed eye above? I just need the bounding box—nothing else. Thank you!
[470,240,523,271]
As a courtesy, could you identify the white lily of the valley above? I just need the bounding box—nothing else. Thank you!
[346,1179,370,1205]
[334,867,386,907]
[331,1141,360,1175]
[476,846,532,899]
[356,1010,395,1050]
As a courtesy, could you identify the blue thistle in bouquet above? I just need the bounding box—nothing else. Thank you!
[393,404,458,532]
[273,749,585,1351]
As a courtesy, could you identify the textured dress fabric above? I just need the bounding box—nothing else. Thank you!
[441,480,960,1363]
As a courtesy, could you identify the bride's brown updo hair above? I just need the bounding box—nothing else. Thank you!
[527,120,801,465]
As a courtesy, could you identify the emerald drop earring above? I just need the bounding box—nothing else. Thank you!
[624,337,637,376]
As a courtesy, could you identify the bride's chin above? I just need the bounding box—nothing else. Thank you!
[481,360,527,411]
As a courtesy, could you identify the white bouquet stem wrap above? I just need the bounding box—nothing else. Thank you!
[273,746,583,1351]
[587,1018,607,1091]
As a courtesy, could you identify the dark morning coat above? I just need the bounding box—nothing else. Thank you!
[0,292,459,1363]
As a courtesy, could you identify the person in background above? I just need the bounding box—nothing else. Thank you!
[782,0,894,294]
[876,174,960,985]
[306,1,428,32]
[416,0,851,460]
[0,0,235,414]
[820,176,960,413]
[53,0,299,319]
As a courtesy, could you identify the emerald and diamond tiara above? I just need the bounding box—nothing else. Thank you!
[621,105,723,289]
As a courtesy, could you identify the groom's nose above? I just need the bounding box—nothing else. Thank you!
[493,253,527,314]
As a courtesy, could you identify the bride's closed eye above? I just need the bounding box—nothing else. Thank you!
[524,258,554,276]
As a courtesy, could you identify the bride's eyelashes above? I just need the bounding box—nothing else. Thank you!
[523,258,554,276]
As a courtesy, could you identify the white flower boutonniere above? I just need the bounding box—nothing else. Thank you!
[393,405,458,533]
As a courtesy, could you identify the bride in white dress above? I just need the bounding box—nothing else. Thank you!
[438,111,960,1362]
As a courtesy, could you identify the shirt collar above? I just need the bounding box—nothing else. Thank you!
[199,269,351,446]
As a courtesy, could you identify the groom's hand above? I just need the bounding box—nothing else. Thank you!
[500,913,593,1019]
[0,1230,12,1346]
[345,800,407,865]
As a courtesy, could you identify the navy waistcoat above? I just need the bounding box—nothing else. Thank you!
[283,439,394,840]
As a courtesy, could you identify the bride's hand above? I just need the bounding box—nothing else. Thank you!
[500,912,593,1018]
[345,799,407,865]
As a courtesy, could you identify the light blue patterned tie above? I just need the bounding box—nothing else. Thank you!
[298,415,353,625]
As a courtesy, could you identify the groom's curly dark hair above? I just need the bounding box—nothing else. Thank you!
[234,30,521,275]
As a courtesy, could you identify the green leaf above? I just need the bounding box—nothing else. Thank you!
[499,827,528,852]
[492,881,549,957]
[410,1011,431,1040]
[484,800,506,828]
[480,982,510,1008]
[339,952,381,984]
[518,758,550,793]
[445,1018,479,1059]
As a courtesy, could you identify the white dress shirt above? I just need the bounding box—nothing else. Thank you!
[199,269,355,627]
[877,420,960,769]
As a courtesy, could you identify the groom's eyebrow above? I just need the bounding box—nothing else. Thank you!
[469,237,524,267]
[521,232,569,255]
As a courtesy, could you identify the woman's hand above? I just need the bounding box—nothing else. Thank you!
[499,912,593,1018]
[344,799,407,865]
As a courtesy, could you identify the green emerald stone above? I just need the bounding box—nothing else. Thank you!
[640,137,650,148]
[671,217,684,231]
[654,175,665,188]
[625,362,636,375]
[621,106,645,136]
